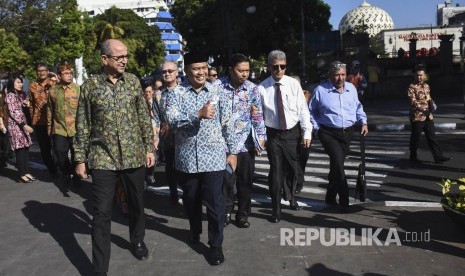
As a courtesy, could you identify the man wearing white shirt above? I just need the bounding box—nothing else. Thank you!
[257,50,312,223]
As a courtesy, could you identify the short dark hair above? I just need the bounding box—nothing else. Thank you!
[414,64,426,73]
[36,63,49,71]
[6,73,23,93]
[229,53,249,68]
[57,63,73,75]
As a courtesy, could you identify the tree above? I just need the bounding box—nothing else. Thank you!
[171,0,331,76]
[0,0,88,78]
[89,6,165,77]
[0,29,29,74]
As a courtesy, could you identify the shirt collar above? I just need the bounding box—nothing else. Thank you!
[60,82,72,90]
[101,72,127,83]
[182,79,211,93]
[221,77,249,91]
[325,81,349,94]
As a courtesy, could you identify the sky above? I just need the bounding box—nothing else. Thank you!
[323,0,465,29]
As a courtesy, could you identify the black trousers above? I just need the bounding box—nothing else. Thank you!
[297,147,310,191]
[409,120,444,161]
[266,125,301,215]
[15,147,29,177]
[53,135,75,177]
[318,126,354,207]
[91,166,146,273]
[179,170,225,247]
[0,131,10,165]
[33,125,57,174]
[223,150,255,219]
[164,147,178,199]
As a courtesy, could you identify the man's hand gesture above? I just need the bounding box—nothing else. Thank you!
[198,100,216,120]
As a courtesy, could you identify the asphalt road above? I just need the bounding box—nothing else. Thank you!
[1,130,464,275]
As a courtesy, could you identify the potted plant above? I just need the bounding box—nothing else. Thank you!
[439,178,465,228]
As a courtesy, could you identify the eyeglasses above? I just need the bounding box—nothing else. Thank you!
[272,64,286,71]
[106,54,130,62]
[209,74,218,77]
[162,69,176,74]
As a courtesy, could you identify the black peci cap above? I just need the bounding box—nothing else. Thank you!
[184,51,208,66]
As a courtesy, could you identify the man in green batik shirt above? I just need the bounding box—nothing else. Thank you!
[47,63,80,188]
[73,39,155,276]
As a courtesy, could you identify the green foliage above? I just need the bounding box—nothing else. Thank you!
[171,0,331,76]
[440,178,465,212]
[88,6,165,77]
[0,29,30,74]
[0,0,88,78]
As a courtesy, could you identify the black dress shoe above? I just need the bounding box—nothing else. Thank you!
[435,156,451,164]
[339,205,352,214]
[290,200,300,210]
[268,215,280,223]
[325,198,338,206]
[208,246,224,265]
[236,218,250,228]
[224,213,232,227]
[409,157,422,164]
[295,186,303,194]
[131,241,148,260]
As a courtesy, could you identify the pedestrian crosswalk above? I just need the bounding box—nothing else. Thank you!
[147,132,412,208]
[253,132,411,196]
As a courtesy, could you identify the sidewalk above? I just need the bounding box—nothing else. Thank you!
[1,156,465,275]
[364,96,465,131]
[1,96,465,275]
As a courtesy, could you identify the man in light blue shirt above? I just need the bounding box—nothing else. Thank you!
[165,52,237,266]
[309,60,368,212]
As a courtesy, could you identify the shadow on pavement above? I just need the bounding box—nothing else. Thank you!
[21,200,93,275]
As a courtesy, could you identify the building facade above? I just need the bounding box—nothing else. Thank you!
[78,0,184,71]
[437,0,465,26]
[380,26,463,58]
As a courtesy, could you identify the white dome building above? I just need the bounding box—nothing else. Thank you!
[339,1,394,37]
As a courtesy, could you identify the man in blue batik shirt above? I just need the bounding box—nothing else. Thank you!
[218,53,266,229]
[309,60,368,213]
[165,52,238,266]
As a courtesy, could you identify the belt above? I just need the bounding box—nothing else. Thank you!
[320,124,354,133]
[266,124,299,133]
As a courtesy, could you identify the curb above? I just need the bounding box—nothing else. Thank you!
[369,122,465,132]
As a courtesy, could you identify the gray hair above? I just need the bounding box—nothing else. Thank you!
[101,40,112,55]
[268,50,286,65]
[328,61,346,74]
[162,61,178,69]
